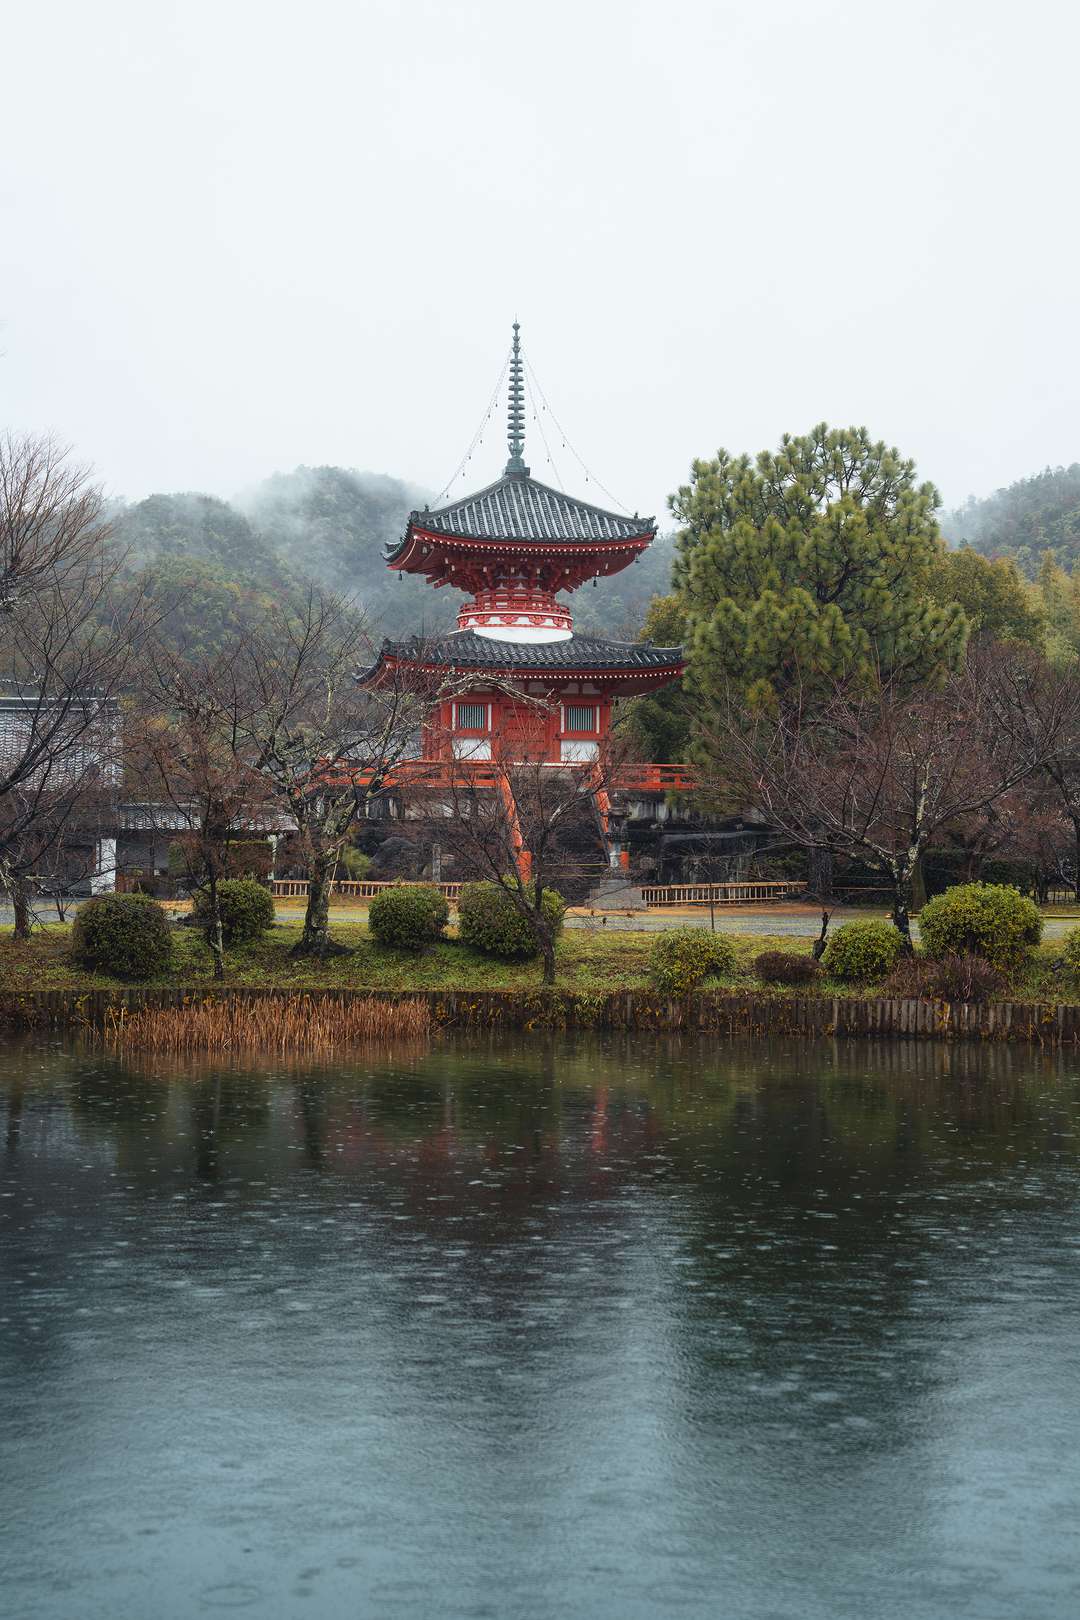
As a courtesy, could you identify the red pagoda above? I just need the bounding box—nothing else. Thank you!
[360,323,685,871]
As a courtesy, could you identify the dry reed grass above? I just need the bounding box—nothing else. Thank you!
[100,993,430,1056]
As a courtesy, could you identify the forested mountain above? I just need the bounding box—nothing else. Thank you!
[109,466,675,654]
[941,464,1080,577]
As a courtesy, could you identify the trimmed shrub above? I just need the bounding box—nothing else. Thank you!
[919,882,1041,971]
[368,883,449,951]
[458,880,566,959]
[649,928,735,995]
[1058,926,1080,982]
[193,878,275,945]
[883,951,1008,1004]
[753,949,822,986]
[822,919,902,984]
[71,893,173,980]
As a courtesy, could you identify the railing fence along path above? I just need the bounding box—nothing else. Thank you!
[269,878,807,906]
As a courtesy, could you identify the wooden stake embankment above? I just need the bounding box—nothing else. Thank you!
[1,987,1078,1044]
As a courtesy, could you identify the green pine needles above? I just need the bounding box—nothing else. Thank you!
[671,423,969,711]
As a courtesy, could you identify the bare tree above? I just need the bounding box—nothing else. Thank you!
[0,433,152,933]
[132,655,272,979]
[226,591,445,956]
[702,646,1075,948]
[1035,668,1080,901]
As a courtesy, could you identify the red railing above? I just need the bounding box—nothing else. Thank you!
[317,759,695,794]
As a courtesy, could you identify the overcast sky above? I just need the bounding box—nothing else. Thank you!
[2,0,1077,526]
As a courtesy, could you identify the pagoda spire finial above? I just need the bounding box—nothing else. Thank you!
[505,319,529,477]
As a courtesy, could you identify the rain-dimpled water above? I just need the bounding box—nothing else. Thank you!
[2,1035,1079,1619]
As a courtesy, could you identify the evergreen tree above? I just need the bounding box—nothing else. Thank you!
[620,595,691,762]
[927,547,1043,646]
[671,424,968,711]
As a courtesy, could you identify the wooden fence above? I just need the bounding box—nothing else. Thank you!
[3,985,1079,1044]
[270,878,464,901]
[638,881,807,907]
[270,878,806,907]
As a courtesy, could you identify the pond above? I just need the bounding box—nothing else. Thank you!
[2,1035,1080,1619]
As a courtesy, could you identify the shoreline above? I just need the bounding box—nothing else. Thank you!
[4,984,1080,1044]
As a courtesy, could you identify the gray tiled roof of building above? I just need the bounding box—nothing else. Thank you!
[386,474,655,555]
[363,630,683,675]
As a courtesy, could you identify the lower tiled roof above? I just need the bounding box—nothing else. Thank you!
[366,630,683,674]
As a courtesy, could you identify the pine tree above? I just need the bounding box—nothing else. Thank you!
[671,424,968,712]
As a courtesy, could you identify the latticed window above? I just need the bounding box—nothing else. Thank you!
[563,704,597,734]
[455,701,488,731]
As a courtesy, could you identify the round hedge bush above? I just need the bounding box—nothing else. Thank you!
[822,919,902,984]
[918,881,1041,971]
[649,928,735,995]
[458,880,566,959]
[368,883,449,951]
[753,949,822,986]
[71,893,173,980]
[193,878,275,945]
[1060,926,1080,981]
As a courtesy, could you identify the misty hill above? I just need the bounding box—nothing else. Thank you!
[110,467,675,653]
[941,464,1080,577]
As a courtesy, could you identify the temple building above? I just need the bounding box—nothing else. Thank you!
[360,323,685,873]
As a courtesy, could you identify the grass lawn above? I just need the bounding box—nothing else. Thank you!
[0,916,1075,1002]
[1,919,809,995]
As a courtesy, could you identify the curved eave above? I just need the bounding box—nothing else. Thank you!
[384,523,656,577]
[357,647,685,696]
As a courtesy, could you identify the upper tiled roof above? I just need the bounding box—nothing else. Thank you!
[387,474,655,556]
[366,629,683,674]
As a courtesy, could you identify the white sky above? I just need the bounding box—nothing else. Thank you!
[2,0,1077,524]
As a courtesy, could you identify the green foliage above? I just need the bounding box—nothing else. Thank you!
[71,893,173,980]
[822,919,902,983]
[919,882,1042,970]
[1032,555,1080,663]
[1060,927,1080,981]
[671,424,968,709]
[941,463,1080,578]
[194,879,275,944]
[337,846,372,881]
[649,928,735,994]
[620,594,691,762]
[753,949,822,986]
[458,880,566,959]
[927,547,1043,646]
[368,884,449,951]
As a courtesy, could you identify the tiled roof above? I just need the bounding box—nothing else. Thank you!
[364,630,683,675]
[387,474,654,556]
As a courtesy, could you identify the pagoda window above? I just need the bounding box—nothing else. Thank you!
[560,739,599,764]
[562,703,597,735]
[454,701,490,733]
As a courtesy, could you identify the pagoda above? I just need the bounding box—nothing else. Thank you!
[362,323,684,790]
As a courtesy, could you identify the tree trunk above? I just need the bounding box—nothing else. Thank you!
[534,878,556,986]
[296,852,349,956]
[809,846,834,906]
[301,859,331,952]
[205,873,225,981]
[12,879,31,942]
[891,870,915,955]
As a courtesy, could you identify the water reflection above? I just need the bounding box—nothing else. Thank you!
[2,1035,1080,1619]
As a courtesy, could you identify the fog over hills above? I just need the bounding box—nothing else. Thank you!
[110,464,676,654]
